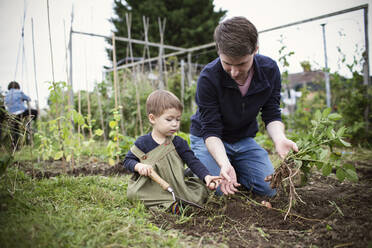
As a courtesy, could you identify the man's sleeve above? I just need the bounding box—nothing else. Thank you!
[195,72,223,140]
[261,63,282,126]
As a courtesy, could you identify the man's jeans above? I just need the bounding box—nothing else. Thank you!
[190,135,276,197]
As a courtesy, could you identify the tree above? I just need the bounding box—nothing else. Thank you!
[300,61,312,72]
[107,0,226,65]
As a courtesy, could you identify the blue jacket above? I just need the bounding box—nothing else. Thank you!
[4,89,31,114]
[190,54,282,143]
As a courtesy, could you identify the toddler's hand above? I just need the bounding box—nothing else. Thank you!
[205,175,222,190]
[134,163,152,176]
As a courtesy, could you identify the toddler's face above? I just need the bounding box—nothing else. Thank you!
[150,108,181,138]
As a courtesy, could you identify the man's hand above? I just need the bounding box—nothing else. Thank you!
[134,163,152,176]
[266,121,298,159]
[220,165,240,195]
[274,137,298,159]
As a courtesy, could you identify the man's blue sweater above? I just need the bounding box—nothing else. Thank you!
[190,54,282,143]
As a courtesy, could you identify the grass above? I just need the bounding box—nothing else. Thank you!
[12,140,110,162]
[2,139,370,247]
[0,168,195,248]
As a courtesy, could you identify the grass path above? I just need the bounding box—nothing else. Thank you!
[0,169,203,248]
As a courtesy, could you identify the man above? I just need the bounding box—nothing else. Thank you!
[190,16,298,196]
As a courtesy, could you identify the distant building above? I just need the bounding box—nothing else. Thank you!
[287,70,325,91]
[281,70,326,115]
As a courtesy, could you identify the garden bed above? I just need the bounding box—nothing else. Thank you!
[16,157,372,247]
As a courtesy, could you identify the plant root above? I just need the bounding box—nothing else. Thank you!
[270,160,305,220]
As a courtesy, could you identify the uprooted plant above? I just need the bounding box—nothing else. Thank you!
[271,108,358,220]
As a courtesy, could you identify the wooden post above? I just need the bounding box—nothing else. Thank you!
[363,6,370,132]
[181,59,185,106]
[321,24,331,108]
[46,0,55,83]
[97,75,106,141]
[78,90,82,141]
[86,90,93,139]
[134,67,143,135]
[112,32,120,163]
[31,18,40,115]
[69,5,74,109]
[187,52,192,87]
[142,16,153,74]
[116,69,125,135]
[157,17,166,89]
[112,33,119,109]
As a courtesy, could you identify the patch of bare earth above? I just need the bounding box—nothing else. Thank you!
[17,159,129,178]
[150,161,372,248]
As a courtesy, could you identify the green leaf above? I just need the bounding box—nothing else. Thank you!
[326,224,333,231]
[54,151,63,160]
[322,108,331,118]
[109,121,117,129]
[322,163,332,176]
[315,110,322,121]
[114,113,121,121]
[345,169,358,182]
[338,138,351,147]
[311,120,317,126]
[95,129,104,136]
[335,168,346,182]
[294,159,303,168]
[343,163,356,172]
[326,127,336,139]
[77,115,85,125]
[336,126,346,137]
[328,113,342,121]
[316,162,323,170]
[319,148,329,160]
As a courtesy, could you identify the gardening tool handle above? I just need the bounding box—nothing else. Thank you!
[150,169,171,191]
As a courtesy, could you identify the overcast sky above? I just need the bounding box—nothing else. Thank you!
[1,0,371,109]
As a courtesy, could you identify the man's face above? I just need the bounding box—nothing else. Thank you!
[219,48,257,85]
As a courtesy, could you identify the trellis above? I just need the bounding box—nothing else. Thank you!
[59,4,372,138]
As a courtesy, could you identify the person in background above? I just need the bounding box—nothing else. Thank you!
[124,89,220,214]
[189,17,298,200]
[4,81,38,148]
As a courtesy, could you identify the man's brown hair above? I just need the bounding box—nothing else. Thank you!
[214,16,258,57]
[146,90,183,117]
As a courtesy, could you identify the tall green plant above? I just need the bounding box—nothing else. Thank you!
[271,108,357,219]
[35,82,103,165]
[330,50,372,145]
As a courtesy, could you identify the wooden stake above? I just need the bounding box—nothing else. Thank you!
[134,67,143,135]
[96,79,106,141]
[112,33,118,109]
[112,32,119,163]
[157,17,166,89]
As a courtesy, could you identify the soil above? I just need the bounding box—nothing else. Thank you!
[16,158,372,248]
